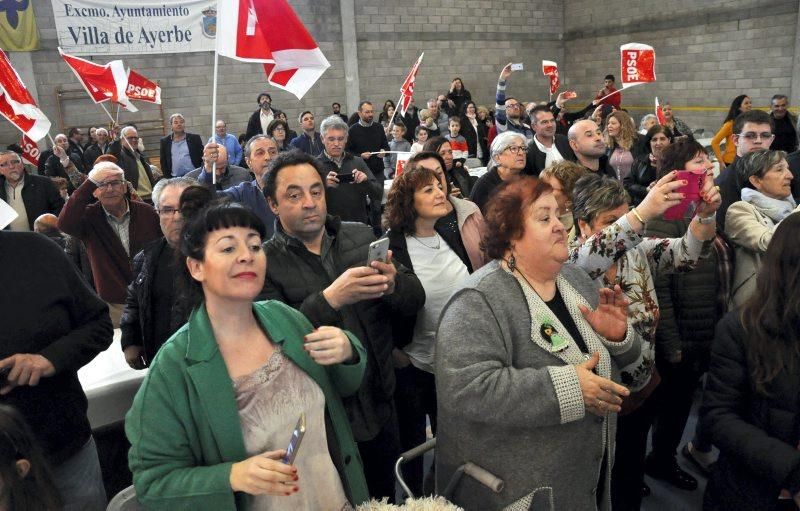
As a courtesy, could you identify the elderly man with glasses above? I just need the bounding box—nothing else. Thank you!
[494,63,534,140]
[0,150,64,231]
[107,126,157,203]
[58,162,160,327]
[120,177,195,369]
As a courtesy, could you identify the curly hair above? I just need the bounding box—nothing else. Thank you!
[603,110,637,151]
[383,166,440,235]
[481,176,552,260]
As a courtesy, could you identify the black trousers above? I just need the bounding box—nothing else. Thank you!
[357,406,401,502]
[394,364,437,497]
[649,358,705,463]
[611,396,659,511]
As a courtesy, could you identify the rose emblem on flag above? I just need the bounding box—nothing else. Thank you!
[201,6,217,38]
[0,0,29,29]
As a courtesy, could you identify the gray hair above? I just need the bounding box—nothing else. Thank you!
[0,149,21,161]
[151,177,197,209]
[572,173,630,227]
[737,149,788,190]
[320,115,349,138]
[488,131,527,169]
[96,128,108,136]
[243,135,277,159]
[120,125,137,138]
[169,113,185,124]
[639,114,657,131]
[91,161,124,176]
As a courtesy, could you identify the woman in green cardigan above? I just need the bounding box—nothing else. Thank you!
[125,187,369,510]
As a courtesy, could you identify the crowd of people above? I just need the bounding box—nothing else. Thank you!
[2,62,800,511]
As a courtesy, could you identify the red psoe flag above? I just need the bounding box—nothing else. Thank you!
[399,53,424,117]
[0,50,51,141]
[59,48,138,112]
[126,70,161,104]
[216,0,330,100]
[620,43,656,89]
[20,134,40,166]
[655,97,666,125]
[542,60,560,95]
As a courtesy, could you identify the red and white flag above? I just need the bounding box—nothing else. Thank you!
[399,53,424,117]
[126,69,161,104]
[216,0,330,100]
[655,97,666,125]
[0,50,51,141]
[19,134,40,167]
[59,48,137,112]
[620,43,656,89]
[542,60,560,95]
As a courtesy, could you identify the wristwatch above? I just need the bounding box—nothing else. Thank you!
[696,215,716,224]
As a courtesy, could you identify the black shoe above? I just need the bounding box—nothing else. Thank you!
[645,458,698,491]
[681,443,712,476]
[642,482,651,497]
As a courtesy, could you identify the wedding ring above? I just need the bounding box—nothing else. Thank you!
[596,398,602,408]
[664,193,670,201]
[714,185,720,191]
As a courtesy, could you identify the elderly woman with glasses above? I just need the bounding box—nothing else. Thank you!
[725,149,800,307]
[436,175,641,510]
[569,158,720,510]
[469,132,528,212]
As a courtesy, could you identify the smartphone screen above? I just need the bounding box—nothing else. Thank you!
[283,413,306,465]
[511,63,524,71]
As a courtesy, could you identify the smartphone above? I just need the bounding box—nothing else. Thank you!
[337,172,355,184]
[367,237,390,265]
[663,170,706,221]
[282,413,306,465]
[511,63,524,71]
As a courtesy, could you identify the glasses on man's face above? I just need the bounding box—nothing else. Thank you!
[505,145,526,154]
[506,103,521,109]
[157,207,181,217]
[738,132,774,142]
[125,136,139,141]
[98,180,125,189]
[274,127,286,132]
[0,159,21,168]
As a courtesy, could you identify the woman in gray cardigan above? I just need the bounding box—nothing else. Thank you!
[435,176,644,510]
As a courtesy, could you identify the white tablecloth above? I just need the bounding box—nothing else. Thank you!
[78,329,146,430]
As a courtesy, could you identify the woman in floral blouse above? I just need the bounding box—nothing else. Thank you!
[569,161,720,511]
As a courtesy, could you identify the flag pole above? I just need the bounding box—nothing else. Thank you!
[99,102,116,124]
[387,94,404,127]
[115,103,121,124]
[596,87,625,103]
[210,50,219,185]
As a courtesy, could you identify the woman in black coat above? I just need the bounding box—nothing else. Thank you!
[460,101,489,165]
[623,125,673,206]
[702,213,800,511]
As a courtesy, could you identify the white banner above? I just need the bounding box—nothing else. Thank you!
[52,1,217,55]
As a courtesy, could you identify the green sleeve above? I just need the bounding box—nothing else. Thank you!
[125,359,236,510]
[326,330,366,397]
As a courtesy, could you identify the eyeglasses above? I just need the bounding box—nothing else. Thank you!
[505,145,526,154]
[506,103,521,109]
[0,159,21,168]
[97,180,125,189]
[157,207,181,217]
[125,136,139,141]
[737,132,774,141]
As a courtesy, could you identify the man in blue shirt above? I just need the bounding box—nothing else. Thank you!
[289,111,323,156]
[209,120,243,166]
[159,113,204,177]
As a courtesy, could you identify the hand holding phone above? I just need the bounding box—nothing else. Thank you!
[337,172,355,184]
[367,237,390,265]
[663,170,705,221]
[510,63,524,71]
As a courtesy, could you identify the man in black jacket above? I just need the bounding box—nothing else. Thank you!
[346,101,390,182]
[318,115,381,225]
[525,105,576,176]
[120,177,194,369]
[260,151,425,501]
[67,127,86,168]
[0,150,64,231]
[245,92,283,141]
[568,119,616,178]
[159,113,204,177]
[108,127,157,202]
[0,230,113,508]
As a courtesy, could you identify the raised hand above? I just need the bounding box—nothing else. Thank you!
[578,285,629,342]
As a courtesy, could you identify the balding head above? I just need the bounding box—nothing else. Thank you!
[33,213,60,235]
[568,119,606,162]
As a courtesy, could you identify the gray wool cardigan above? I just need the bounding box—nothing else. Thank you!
[435,260,643,511]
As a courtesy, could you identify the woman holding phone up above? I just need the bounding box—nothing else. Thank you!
[125,186,369,510]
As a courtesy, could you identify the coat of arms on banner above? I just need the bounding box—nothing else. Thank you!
[201,6,216,38]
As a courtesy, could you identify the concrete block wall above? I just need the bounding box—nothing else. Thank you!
[4,0,799,159]
[563,0,799,135]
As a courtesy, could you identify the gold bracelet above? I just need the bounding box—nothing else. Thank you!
[630,207,645,224]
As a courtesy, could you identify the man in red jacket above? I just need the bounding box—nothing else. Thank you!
[58,162,160,327]
[595,74,621,110]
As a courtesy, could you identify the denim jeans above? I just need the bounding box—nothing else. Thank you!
[52,436,107,511]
